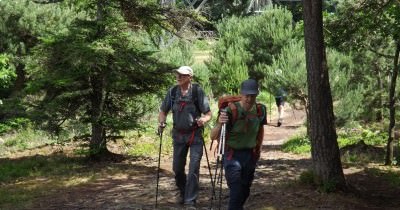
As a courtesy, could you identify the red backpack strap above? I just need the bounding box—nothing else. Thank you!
[253,124,264,160]
[228,102,238,123]
[256,103,267,124]
[256,104,262,117]
[253,103,266,161]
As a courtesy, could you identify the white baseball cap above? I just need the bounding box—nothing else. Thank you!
[176,66,193,76]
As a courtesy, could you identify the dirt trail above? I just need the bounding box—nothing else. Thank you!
[28,105,307,210]
[29,106,400,210]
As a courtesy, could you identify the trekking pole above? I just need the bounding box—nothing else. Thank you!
[155,124,165,208]
[193,118,216,204]
[217,123,226,210]
[211,122,226,210]
[269,92,272,123]
[202,137,216,202]
[211,147,220,208]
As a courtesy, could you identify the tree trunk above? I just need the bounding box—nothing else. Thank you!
[10,63,26,97]
[89,73,107,155]
[302,97,311,138]
[89,0,108,157]
[303,0,346,191]
[374,63,383,122]
[385,42,400,165]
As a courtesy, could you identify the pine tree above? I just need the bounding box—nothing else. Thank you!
[25,0,189,158]
[303,0,346,191]
[0,0,80,129]
[207,7,293,97]
[325,0,400,165]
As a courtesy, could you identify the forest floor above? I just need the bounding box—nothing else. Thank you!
[3,106,400,210]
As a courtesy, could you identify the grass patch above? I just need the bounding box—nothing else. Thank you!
[366,168,400,187]
[282,134,311,154]
[0,155,91,208]
[0,128,55,156]
[299,170,314,185]
[0,153,135,208]
[0,155,85,183]
[194,39,214,51]
[125,130,173,158]
[282,127,387,156]
[338,128,387,164]
[299,170,342,192]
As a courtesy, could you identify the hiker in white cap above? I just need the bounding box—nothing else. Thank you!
[158,66,212,207]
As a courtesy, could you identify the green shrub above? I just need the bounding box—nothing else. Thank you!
[194,40,212,51]
[320,179,339,193]
[338,127,387,164]
[337,128,387,148]
[192,63,212,97]
[208,7,294,97]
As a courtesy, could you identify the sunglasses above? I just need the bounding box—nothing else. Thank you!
[176,73,190,78]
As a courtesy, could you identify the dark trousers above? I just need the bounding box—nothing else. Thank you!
[224,149,257,210]
[172,129,203,204]
[275,96,285,107]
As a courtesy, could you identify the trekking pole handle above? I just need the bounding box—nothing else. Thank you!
[221,123,226,156]
[217,123,226,157]
[217,108,227,157]
[157,122,167,136]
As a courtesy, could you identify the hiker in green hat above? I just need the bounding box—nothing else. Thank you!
[211,79,267,210]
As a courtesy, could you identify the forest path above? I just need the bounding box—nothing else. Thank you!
[28,106,400,210]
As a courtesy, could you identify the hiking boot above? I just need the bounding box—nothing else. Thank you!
[277,118,282,127]
[183,200,196,209]
[177,197,184,204]
[184,205,197,210]
[169,192,184,204]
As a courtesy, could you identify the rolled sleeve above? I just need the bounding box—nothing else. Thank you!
[197,87,211,114]
[160,89,172,113]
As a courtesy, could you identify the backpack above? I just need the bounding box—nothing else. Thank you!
[170,83,201,112]
[213,95,266,160]
[217,95,265,124]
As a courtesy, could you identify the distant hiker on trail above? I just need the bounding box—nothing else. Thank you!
[274,87,286,127]
[158,66,212,207]
[210,79,267,210]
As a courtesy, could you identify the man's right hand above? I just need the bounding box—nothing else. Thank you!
[157,122,166,136]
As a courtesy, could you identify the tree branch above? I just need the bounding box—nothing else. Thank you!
[32,0,64,4]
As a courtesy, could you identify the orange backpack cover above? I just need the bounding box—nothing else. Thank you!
[215,95,266,160]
